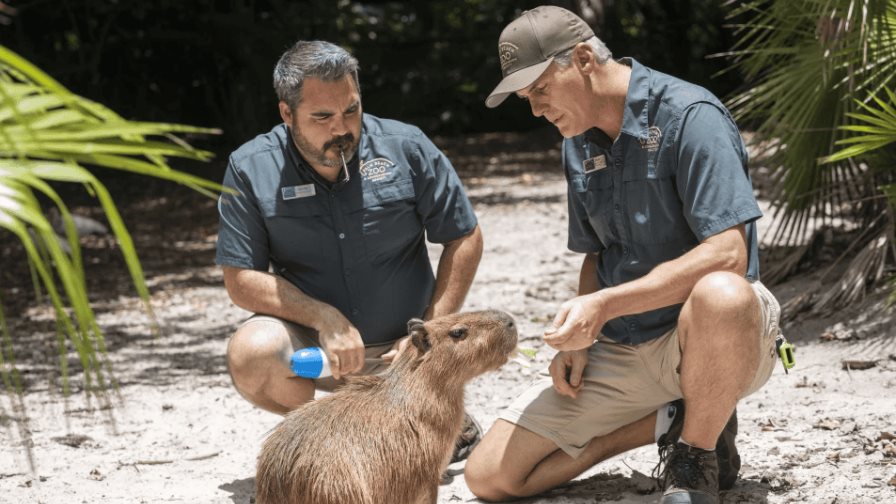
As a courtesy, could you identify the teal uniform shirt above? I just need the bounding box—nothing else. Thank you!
[565,59,762,345]
[216,113,477,345]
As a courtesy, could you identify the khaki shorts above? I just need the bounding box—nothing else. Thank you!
[499,280,782,459]
[240,315,394,392]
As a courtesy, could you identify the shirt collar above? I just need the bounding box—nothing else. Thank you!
[619,57,651,141]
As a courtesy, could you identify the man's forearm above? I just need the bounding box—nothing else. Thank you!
[425,225,483,319]
[222,266,342,331]
[597,225,749,321]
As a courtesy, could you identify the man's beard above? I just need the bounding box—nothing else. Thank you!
[291,127,359,169]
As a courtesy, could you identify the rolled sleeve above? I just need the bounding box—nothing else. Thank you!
[674,103,762,241]
[410,135,478,243]
[215,158,270,270]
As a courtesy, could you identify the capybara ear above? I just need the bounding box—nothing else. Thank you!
[407,318,425,334]
[410,324,431,353]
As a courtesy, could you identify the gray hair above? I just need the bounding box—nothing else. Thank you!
[553,36,612,67]
[273,40,360,111]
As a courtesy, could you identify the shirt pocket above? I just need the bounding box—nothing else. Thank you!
[622,164,693,246]
[357,179,422,263]
[260,197,332,267]
[573,169,615,246]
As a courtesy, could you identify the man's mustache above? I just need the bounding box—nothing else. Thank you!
[324,134,355,152]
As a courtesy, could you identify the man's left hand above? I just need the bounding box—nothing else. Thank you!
[544,292,608,351]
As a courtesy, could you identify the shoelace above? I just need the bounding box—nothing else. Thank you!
[653,443,710,490]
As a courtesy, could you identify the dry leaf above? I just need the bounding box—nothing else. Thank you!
[814,418,841,430]
[841,360,876,370]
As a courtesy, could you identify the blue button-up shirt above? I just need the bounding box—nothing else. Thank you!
[216,114,477,345]
[564,59,762,345]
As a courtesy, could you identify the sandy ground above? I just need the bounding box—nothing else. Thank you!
[2,132,896,503]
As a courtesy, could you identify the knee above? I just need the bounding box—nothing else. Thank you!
[226,323,292,394]
[465,451,514,502]
[687,271,756,318]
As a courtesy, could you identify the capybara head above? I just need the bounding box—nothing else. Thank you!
[405,309,517,378]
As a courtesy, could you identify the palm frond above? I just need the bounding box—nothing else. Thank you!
[0,43,223,399]
[724,0,896,294]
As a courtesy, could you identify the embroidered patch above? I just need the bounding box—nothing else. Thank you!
[638,126,662,151]
[583,154,607,174]
[499,42,519,71]
[360,157,395,182]
[281,184,316,200]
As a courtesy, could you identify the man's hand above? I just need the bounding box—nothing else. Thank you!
[316,308,365,380]
[548,349,589,399]
[543,292,608,351]
[381,336,410,364]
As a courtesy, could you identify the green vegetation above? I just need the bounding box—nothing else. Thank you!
[725,0,896,310]
[0,45,221,396]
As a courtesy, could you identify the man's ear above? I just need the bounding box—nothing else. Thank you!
[278,101,293,125]
[407,319,431,353]
[573,43,595,74]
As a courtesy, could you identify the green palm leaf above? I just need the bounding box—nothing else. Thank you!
[0,43,224,403]
[723,0,896,311]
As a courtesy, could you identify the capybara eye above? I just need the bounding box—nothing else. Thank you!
[449,327,468,339]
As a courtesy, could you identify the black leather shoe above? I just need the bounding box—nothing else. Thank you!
[658,400,740,490]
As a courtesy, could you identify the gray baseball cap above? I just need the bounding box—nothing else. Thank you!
[485,6,595,108]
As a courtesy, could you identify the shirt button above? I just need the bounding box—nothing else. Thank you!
[351,308,359,315]
[614,204,620,212]
[338,233,345,239]
[330,193,335,199]
[622,247,629,254]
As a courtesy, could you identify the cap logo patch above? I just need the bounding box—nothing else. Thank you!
[360,157,394,182]
[639,126,662,152]
[499,42,519,71]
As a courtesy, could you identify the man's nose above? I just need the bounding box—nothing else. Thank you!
[529,98,546,118]
[330,115,349,136]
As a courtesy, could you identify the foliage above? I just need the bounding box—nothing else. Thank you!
[723,0,896,312]
[1,0,741,145]
[0,44,221,397]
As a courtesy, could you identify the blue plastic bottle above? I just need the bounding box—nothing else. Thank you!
[290,347,332,379]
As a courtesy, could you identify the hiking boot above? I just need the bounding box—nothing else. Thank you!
[656,441,719,504]
[658,400,740,490]
[450,412,482,463]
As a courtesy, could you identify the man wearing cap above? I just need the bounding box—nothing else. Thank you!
[465,6,782,504]
[216,40,484,461]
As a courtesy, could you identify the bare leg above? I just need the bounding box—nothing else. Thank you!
[677,272,760,449]
[226,319,315,414]
[465,414,655,501]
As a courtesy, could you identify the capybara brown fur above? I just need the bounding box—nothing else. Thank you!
[255,310,518,504]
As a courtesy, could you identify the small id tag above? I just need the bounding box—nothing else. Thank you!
[583,155,607,174]
[281,184,316,200]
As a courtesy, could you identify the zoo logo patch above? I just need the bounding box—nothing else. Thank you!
[499,42,519,71]
[360,157,395,182]
[638,126,662,152]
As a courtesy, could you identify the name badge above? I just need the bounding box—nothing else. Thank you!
[281,184,316,200]
[583,155,607,174]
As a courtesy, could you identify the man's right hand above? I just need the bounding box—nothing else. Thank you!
[316,309,365,380]
[548,349,589,399]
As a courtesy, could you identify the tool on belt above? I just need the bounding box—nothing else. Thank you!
[775,334,795,374]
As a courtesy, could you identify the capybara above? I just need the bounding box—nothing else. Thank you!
[255,310,518,504]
